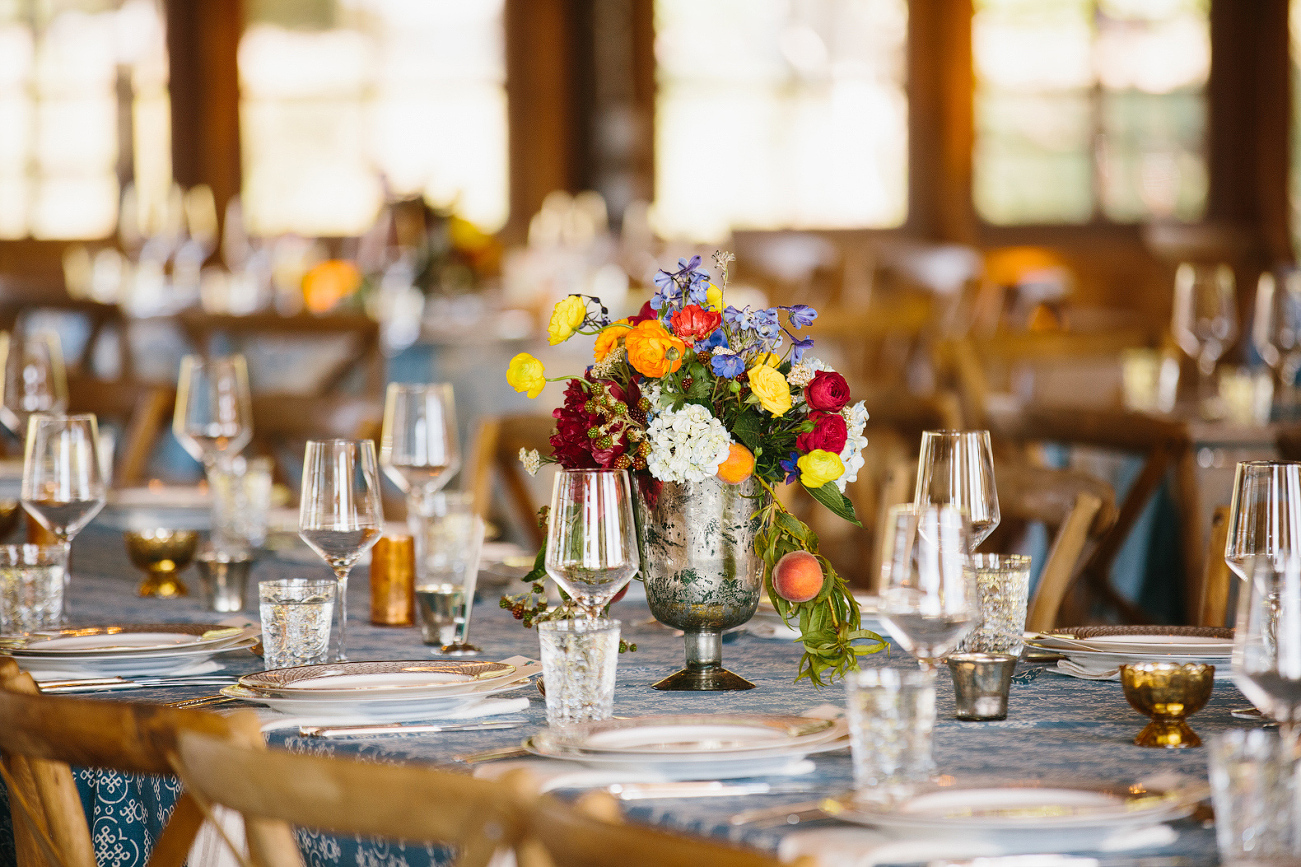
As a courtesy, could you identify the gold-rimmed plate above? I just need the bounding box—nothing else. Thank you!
[534,714,836,757]
[0,624,255,656]
[238,660,518,699]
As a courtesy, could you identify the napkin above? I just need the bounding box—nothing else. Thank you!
[257,695,531,732]
[28,659,224,682]
[475,757,817,793]
[1051,658,1234,681]
[777,821,1178,866]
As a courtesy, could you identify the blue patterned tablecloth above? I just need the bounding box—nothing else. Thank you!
[0,526,1239,866]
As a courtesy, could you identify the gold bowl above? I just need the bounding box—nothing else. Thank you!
[124,529,199,598]
[1119,662,1214,748]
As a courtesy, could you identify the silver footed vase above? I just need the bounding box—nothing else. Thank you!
[632,474,766,691]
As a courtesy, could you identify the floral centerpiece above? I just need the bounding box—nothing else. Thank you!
[505,252,884,685]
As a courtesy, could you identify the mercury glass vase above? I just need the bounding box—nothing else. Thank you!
[632,474,766,690]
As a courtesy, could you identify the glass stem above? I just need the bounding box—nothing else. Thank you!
[333,568,350,662]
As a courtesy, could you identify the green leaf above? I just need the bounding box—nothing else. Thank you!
[731,410,765,453]
[802,482,862,527]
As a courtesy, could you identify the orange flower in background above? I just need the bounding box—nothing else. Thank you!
[302,259,362,313]
[624,319,686,378]
[593,320,632,360]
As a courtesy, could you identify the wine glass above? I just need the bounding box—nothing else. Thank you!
[914,429,1000,548]
[877,503,980,671]
[544,468,640,618]
[0,331,67,440]
[1224,461,1301,581]
[1252,269,1301,393]
[380,383,460,578]
[299,439,384,662]
[1171,262,1238,413]
[173,354,253,471]
[20,414,108,582]
[1232,557,1301,743]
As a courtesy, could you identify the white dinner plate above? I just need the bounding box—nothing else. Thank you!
[221,678,531,718]
[1030,645,1226,667]
[0,624,257,656]
[239,660,518,699]
[1028,633,1230,658]
[12,638,259,677]
[823,778,1203,833]
[534,714,835,757]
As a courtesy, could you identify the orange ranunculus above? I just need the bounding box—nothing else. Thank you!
[624,319,686,378]
[593,319,632,360]
[302,259,363,313]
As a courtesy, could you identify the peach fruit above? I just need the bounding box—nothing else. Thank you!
[772,550,824,603]
[716,443,756,484]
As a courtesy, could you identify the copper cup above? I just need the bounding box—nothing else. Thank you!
[369,534,415,626]
[1120,662,1214,748]
[124,529,199,598]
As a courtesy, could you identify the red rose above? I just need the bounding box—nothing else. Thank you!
[796,411,848,455]
[805,371,850,411]
[669,304,722,344]
[627,300,658,325]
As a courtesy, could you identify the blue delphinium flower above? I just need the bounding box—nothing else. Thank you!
[700,329,729,350]
[653,256,709,313]
[791,335,814,363]
[785,305,817,328]
[710,352,745,379]
[724,305,755,330]
[780,452,800,485]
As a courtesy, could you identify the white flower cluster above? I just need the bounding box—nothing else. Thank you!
[787,362,815,388]
[646,404,732,483]
[836,401,869,492]
[518,447,541,476]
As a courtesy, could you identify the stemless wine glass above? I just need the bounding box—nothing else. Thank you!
[173,354,253,470]
[1172,262,1238,412]
[298,439,384,662]
[20,414,107,582]
[0,331,67,439]
[1232,557,1301,743]
[877,503,980,671]
[544,469,640,619]
[1225,461,1301,581]
[914,429,1000,548]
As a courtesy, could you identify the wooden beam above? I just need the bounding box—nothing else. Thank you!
[165,0,242,231]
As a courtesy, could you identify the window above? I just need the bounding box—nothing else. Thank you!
[973,0,1209,226]
[0,0,170,240]
[239,0,509,238]
[652,0,908,241]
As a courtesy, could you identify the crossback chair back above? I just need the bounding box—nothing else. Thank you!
[0,658,281,867]
[470,413,556,548]
[67,374,174,486]
[174,730,532,867]
[178,310,383,396]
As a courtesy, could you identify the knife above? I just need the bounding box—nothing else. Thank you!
[727,799,831,827]
[606,781,821,800]
[298,718,528,738]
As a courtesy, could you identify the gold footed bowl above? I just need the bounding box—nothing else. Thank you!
[1119,662,1214,748]
[125,529,199,598]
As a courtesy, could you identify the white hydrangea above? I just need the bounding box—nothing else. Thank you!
[836,400,869,492]
[787,362,815,388]
[646,404,732,483]
[643,381,673,412]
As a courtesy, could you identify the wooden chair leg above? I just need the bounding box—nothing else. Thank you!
[1198,506,1233,628]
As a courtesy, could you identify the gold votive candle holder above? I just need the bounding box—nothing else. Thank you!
[1119,662,1214,748]
[124,529,199,598]
[369,533,415,626]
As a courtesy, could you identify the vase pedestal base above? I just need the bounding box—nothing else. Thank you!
[652,665,755,691]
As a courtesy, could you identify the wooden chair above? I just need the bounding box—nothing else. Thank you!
[1197,505,1234,628]
[173,729,532,867]
[66,374,174,486]
[470,413,556,548]
[248,392,384,490]
[177,310,383,396]
[0,658,288,867]
[987,403,1198,624]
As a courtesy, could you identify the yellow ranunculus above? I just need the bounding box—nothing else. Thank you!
[754,352,782,368]
[705,283,724,313]
[748,364,792,416]
[507,352,547,399]
[797,449,845,488]
[593,320,631,360]
[548,295,588,345]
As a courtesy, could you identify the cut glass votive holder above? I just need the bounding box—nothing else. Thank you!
[0,544,65,632]
[844,667,937,800]
[957,553,1031,656]
[537,618,620,728]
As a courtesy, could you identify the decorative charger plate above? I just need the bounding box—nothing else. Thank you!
[533,714,836,756]
[239,660,518,698]
[220,678,530,718]
[0,624,255,656]
[823,778,1205,833]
